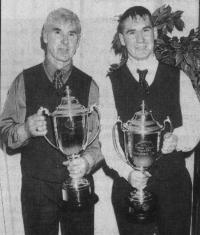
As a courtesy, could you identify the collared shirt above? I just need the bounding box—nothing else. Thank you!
[126,56,159,86]
[0,60,103,172]
[43,58,73,83]
[99,59,200,180]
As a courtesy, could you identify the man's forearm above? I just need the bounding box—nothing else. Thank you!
[0,122,30,149]
[177,71,200,152]
[82,137,103,174]
[0,73,27,150]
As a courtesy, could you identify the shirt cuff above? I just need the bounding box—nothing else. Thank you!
[173,126,200,152]
[112,159,133,181]
[14,123,30,148]
[82,153,95,174]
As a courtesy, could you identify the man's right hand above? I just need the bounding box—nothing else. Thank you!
[24,108,47,137]
[128,169,151,190]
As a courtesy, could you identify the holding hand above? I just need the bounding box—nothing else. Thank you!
[161,132,178,154]
[24,108,47,137]
[128,169,151,190]
[63,155,90,179]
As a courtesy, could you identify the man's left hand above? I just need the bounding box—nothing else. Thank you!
[161,132,178,154]
[63,156,90,179]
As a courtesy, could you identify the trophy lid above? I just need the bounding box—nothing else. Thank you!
[124,101,162,134]
[52,86,89,117]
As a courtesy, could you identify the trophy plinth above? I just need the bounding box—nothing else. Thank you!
[42,86,99,209]
[128,189,156,223]
[62,178,91,208]
[113,100,172,222]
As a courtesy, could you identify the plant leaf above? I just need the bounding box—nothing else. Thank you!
[176,53,184,66]
[166,20,174,33]
[184,54,194,67]
[174,18,185,31]
[171,10,184,18]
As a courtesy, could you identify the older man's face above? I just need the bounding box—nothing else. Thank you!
[119,15,155,61]
[43,19,80,64]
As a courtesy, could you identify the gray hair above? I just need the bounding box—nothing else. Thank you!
[41,8,81,51]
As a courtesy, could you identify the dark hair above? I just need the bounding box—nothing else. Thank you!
[111,6,152,68]
[118,6,152,33]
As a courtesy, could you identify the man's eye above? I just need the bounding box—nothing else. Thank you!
[128,31,136,36]
[144,28,151,33]
[69,32,76,37]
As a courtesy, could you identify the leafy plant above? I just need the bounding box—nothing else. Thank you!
[152,5,185,35]
[109,4,200,99]
[153,5,200,98]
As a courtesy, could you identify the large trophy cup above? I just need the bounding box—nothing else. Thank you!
[41,86,99,209]
[113,100,172,222]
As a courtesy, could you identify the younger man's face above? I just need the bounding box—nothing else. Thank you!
[119,15,155,61]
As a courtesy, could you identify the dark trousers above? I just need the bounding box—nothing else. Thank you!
[112,152,192,235]
[21,176,94,235]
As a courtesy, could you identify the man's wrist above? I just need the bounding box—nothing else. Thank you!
[17,123,31,145]
[82,154,95,174]
[128,170,134,185]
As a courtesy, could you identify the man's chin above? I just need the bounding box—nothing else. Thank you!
[56,57,71,63]
[134,52,152,60]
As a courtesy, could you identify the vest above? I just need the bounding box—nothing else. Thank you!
[21,63,92,183]
[109,62,187,180]
[109,62,182,127]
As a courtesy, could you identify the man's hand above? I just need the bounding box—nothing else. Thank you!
[161,132,178,154]
[63,156,90,179]
[128,169,150,190]
[24,108,47,137]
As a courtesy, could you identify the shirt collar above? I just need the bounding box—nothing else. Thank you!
[127,56,158,85]
[43,58,73,83]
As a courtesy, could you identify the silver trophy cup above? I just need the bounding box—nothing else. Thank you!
[113,101,172,222]
[41,86,99,208]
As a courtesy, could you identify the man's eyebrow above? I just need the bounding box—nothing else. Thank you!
[143,26,153,30]
[52,28,78,34]
[125,29,136,34]
[68,30,78,34]
[125,26,152,34]
[52,27,61,31]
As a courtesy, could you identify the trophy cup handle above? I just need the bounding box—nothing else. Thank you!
[163,116,173,133]
[112,118,131,166]
[157,116,174,157]
[82,104,101,150]
[38,107,60,151]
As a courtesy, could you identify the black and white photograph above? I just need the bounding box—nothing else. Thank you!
[1,0,200,234]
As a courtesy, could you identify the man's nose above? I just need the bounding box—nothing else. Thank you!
[136,31,144,43]
[62,35,69,44]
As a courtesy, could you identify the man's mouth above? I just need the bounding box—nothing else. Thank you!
[136,45,146,50]
[59,47,68,52]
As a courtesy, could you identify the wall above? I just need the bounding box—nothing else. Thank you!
[1,0,199,234]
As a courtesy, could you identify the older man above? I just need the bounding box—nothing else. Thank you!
[0,8,102,235]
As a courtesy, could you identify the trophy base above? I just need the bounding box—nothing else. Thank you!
[127,189,157,223]
[61,192,99,211]
[127,207,156,224]
[62,178,98,211]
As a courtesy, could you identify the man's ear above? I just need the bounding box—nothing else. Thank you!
[153,27,158,39]
[77,34,81,48]
[43,29,48,44]
[119,33,125,46]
